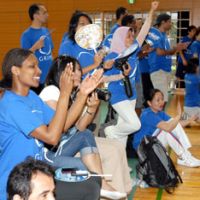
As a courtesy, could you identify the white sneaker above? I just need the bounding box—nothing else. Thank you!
[132,177,149,188]
[177,157,200,168]
[190,155,200,165]
[182,151,200,165]
[100,189,127,200]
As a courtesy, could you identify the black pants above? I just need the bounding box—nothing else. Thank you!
[175,63,186,88]
[56,176,101,200]
[141,73,154,107]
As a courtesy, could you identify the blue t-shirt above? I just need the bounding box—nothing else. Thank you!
[191,40,200,66]
[76,46,97,78]
[58,36,76,57]
[147,27,172,73]
[102,33,113,52]
[104,41,140,105]
[0,90,54,200]
[138,56,150,73]
[132,107,171,150]
[59,37,99,78]
[135,62,141,83]
[61,32,69,43]
[110,23,120,34]
[177,36,193,65]
[184,73,200,107]
[21,27,54,84]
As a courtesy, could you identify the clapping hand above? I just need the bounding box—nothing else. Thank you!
[59,63,74,96]
[79,69,103,95]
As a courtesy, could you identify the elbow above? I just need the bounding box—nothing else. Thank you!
[156,51,164,56]
[156,49,165,56]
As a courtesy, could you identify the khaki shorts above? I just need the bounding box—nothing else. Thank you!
[151,70,170,102]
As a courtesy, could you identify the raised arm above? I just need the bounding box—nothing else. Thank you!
[31,65,74,145]
[42,69,103,132]
[136,1,159,47]
[63,69,103,131]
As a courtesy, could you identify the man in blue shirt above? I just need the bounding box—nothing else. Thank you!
[110,7,128,34]
[147,13,187,103]
[21,4,54,94]
[176,25,197,88]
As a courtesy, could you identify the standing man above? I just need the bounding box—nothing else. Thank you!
[110,7,128,34]
[147,13,187,103]
[103,7,128,52]
[176,25,197,88]
[21,4,53,93]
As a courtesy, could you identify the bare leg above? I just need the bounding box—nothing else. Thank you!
[81,153,116,191]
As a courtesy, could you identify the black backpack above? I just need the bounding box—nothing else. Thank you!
[136,135,182,193]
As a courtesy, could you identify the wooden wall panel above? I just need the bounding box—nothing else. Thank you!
[0,0,200,79]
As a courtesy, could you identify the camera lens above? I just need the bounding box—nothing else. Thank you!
[95,88,111,101]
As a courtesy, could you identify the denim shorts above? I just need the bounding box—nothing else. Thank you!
[43,127,98,170]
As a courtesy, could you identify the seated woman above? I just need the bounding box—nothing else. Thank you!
[0,48,124,200]
[132,88,200,168]
[40,55,132,197]
[183,58,200,123]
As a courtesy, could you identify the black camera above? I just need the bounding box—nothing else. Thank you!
[114,55,129,71]
[95,88,111,101]
[114,57,133,98]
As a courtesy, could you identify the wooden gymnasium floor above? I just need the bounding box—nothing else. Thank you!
[132,89,200,200]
